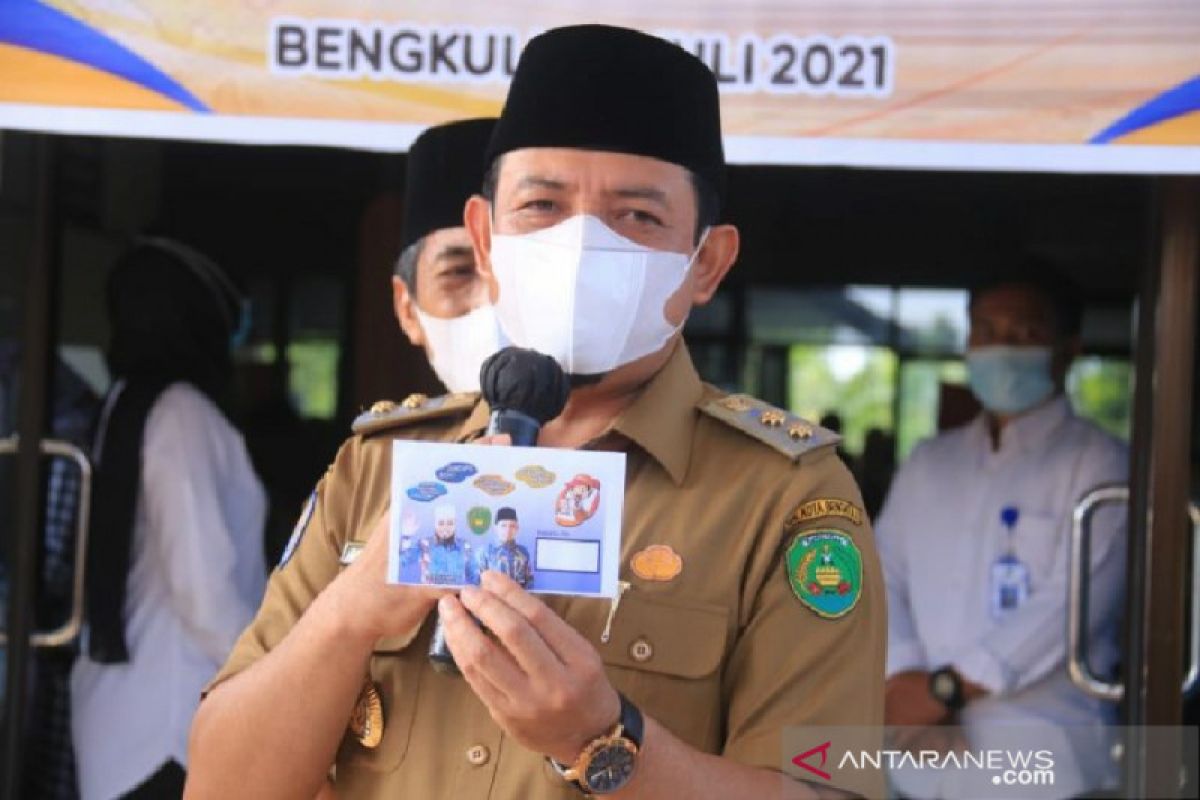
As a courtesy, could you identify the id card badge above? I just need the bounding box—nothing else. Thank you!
[990,553,1030,621]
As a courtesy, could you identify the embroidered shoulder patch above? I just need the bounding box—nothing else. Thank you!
[279,490,317,568]
[785,529,863,619]
[784,498,864,531]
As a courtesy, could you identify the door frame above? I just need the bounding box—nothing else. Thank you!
[1122,176,1198,799]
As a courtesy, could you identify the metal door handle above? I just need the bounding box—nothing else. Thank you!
[0,435,92,649]
[1184,503,1200,695]
[1068,485,1128,701]
[1070,486,1200,699]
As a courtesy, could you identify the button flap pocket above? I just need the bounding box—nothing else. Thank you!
[596,593,728,679]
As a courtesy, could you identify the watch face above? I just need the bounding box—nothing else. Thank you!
[583,742,637,794]
[932,672,955,701]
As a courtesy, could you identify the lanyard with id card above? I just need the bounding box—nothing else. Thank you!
[990,505,1030,621]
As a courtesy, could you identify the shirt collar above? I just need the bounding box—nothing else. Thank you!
[975,394,1073,454]
[609,343,703,485]
[456,342,703,486]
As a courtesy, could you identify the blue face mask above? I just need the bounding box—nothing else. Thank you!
[966,346,1056,415]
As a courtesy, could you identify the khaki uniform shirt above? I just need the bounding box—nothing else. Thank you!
[209,345,886,798]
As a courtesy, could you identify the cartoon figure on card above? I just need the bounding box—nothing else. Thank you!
[476,507,533,588]
[401,503,478,585]
[554,474,601,527]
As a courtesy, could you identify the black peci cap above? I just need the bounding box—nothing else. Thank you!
[496,507,518,522]
[402,117,497,251]
[485,25,725,199]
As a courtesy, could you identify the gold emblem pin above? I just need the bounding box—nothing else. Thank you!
[630,544,684,582]
[349,680,384,748]
[760,409,787,427]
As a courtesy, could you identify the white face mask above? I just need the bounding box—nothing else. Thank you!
[489,215,707,376]
[412,303,503,393]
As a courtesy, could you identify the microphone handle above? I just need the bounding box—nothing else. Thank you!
[487,408,541,447]
[427,615,459,675]
[428,408,543,675]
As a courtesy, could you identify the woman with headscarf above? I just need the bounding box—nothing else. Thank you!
[71,238,267,800]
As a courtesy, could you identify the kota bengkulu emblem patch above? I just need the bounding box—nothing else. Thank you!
[785,529,863,619]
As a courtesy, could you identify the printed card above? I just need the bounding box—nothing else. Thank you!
[387,440,626,598]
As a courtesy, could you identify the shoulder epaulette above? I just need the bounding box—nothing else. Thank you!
[698,393,839,462]
[352,392,479,437]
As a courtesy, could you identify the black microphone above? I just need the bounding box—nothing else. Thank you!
[428,347,569,674]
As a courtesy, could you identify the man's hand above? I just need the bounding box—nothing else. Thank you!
[439,570,621,765]
[885,670,950,728]
[324,510,447,647]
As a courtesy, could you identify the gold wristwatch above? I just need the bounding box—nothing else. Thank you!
[550,693,643,795]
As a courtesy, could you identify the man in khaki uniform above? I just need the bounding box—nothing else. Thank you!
[390,117,499,394]
[189,24,885,800]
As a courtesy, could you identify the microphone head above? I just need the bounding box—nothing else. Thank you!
[479,347,569,425]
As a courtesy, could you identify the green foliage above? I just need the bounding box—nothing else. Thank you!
[288,340,340,419]
[1068,357,1132,440]
[896,360,968,459]
[787,345,896,455]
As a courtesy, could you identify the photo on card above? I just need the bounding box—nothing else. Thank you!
[387,440,625,598]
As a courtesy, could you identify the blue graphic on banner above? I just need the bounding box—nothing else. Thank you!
[0,0,209,112]
[1091,73,1200,143]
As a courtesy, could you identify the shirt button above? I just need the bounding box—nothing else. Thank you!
[629,638,654,663]
[466,744,491,766]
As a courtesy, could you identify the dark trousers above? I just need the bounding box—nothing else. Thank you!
[121,761,185,800]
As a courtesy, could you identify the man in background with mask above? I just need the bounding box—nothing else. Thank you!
[392,117,500,393]
[189,24,884,800]
[878,271,1128,798]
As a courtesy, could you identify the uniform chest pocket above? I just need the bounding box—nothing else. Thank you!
[336,647,423,774]
[595,593,729,750]
[1010,512,1063,591]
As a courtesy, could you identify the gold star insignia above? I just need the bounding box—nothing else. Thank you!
[720,395,753,412]
[401,393,428,410]
[789,423,814,440]
[369,400,395,415]
[761,409,787,427]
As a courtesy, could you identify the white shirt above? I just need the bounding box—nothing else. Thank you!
[877,396,1128,799]
[71,383,267,800]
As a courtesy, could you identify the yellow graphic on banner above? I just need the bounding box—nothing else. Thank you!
[0,44,182,111]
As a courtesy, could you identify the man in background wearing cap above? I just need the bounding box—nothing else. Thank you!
[392,118,500,394]
[477,507,533,588]
[190,24,883,800]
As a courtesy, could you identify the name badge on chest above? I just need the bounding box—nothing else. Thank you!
[990,506,1030,621]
